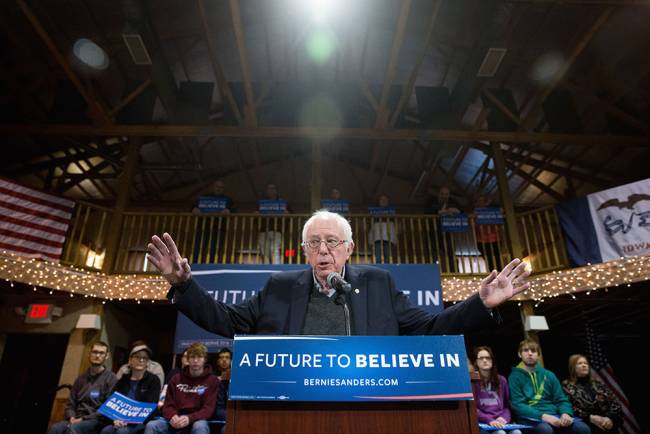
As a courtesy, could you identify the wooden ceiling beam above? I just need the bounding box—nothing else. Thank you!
[16,0,111,125]
[506,0,650,5]
[375,0,411,129]
[519,7,613,131]
[229,0,257,127]
[504,159,565,201]
[471,142,613,188]
[388,0,441,127]
[502,146,611,188]
[511,144,563,201]
[197,0,243,124]
[3,124,650,146]
[565,81,650,135]
[109,79,152,118]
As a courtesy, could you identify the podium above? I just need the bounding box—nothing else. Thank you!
[226,335,479,434]
[225,399,479,434]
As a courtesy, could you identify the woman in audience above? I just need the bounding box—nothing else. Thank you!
[562,354,622,434]
[101,345,161,434]
[473,346,522,434]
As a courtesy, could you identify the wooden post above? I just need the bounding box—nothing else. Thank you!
[518,301,545,366]
[102,138,140,273]
[490,143,524,258]
[311,141,322,212]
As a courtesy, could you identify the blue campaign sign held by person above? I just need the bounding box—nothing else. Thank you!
[368,206,396,216]
[258,199,287,214]
[198,195,229,213]
[441,213,470,232]
[229,335,472,402]
[475,207,504,225]
[98,392,158,424]
[320,199,350,214]
[173,264,442,353]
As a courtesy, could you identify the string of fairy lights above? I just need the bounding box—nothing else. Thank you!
[1,251,649,303]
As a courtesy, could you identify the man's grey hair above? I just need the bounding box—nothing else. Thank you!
[302,210,353,244]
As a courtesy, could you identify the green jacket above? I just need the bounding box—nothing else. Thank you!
[508,362,573,420]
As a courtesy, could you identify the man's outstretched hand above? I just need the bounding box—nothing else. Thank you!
[147,233,192,285]
[479,258,531,308]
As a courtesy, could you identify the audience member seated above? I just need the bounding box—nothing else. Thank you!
[116,340,165,387]
[214,348,232,433]
[144,343,218,434]
[472,346,522,434]
[368,194,397,263]
[100,344,161,434]
[192,179,235,263]
[257,183,289,264]
[158,350,189,409]
[509,339,590,434]
[48,342,117,434]
[562,354,622,434]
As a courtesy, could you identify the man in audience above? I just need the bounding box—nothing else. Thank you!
[214,348,232,432]
[48,341,117,434]
[509,338,590,434]
[145,343,218,434]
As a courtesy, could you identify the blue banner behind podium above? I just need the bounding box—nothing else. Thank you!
[174,264,442,353]
[229,335,471,402]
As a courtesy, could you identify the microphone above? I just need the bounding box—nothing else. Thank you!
[327,272,351,294]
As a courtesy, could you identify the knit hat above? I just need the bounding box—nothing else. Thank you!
[130,344,152,357]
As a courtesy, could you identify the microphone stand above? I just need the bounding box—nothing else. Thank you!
[334,292,351,336]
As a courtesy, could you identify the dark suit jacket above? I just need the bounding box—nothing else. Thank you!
[170,265,497,337]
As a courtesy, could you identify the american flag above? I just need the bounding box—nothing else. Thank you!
[585,321,641,434]
[0,178,75,262]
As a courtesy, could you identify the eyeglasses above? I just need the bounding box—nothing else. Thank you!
[476,356,492,361]
[303,239,348,250]
[130,355,149,362]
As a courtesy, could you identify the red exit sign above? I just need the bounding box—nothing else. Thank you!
[25,304,53,324]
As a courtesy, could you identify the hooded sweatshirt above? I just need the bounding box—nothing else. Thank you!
[472,374,513,423]
[508,361,573,420]
[162,364,219,424]
[65,367,117,420]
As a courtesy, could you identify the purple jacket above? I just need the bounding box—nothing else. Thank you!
[472,374,512,423]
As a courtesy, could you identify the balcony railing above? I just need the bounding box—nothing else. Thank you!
[62,203,569,275]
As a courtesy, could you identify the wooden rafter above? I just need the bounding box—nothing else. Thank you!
[375,0,411,129]
[519,7,613,131]
[3,124,649,146]
[16,0,111,125]
[229,0,257,127]
[197,0,243,124]
[510,144,563,201]
[504,159,565,201]
[389,0,441,127]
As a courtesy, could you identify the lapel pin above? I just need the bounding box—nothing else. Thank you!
[354,288,360,294]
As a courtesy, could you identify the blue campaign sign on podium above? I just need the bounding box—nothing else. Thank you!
[229,335,472,402]
[173,264,442,353]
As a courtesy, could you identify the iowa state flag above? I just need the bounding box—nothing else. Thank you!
[556,178,650,266]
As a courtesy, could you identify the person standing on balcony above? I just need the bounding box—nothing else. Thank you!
[192,179,235,264]
[147,210,531,338]
[257,183,289,264]
[368,194,397,263]
[429,185,461,272]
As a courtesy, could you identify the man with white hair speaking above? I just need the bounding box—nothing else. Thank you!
[147,210,530,337]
